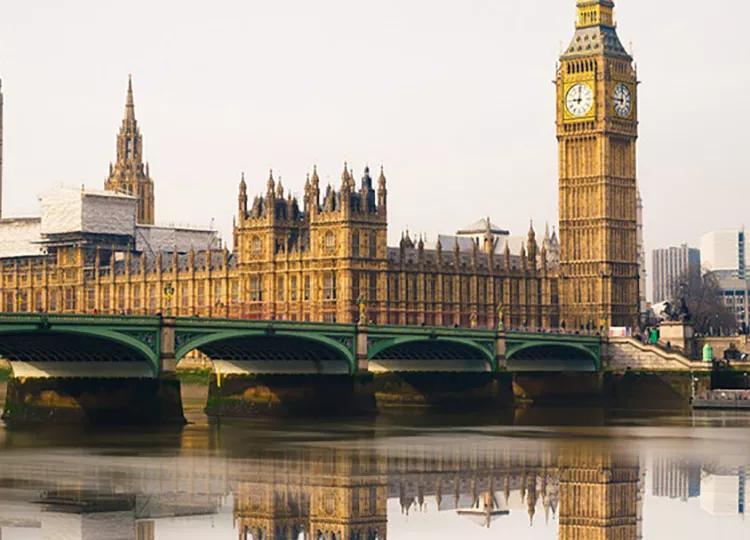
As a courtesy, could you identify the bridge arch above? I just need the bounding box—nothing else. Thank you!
[0,326,160,377]
[505,342,599,372]
[367,336,496,372]
[175,330,356,375]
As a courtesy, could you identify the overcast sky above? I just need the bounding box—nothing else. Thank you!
[1,0,749,259]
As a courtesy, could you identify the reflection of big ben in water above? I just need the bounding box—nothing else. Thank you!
[558,449,640,540]
[235,449,387,540]
[308,449,387,540]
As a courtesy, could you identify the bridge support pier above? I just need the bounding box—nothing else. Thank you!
[204,373,376,418]
[370,372,514,411]
[512,372,605,406]
[2,376,185,427]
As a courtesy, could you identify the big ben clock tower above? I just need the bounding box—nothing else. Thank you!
[557,0,639,330]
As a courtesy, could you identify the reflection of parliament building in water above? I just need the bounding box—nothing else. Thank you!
[0,0,642,330]
[0,447,645,540]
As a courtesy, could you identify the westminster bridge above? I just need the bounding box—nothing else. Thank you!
[0,314,708,424]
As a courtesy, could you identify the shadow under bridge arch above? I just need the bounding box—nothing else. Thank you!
[506,342,599,372]
[0,329,159,378]
[367,337,496,373]
[176,331,356,375]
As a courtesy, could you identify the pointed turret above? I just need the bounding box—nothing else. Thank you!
[360,166,376,212]
[340,162,353,191]
[125,74,135,122]
[310,165,321,214]
[238,172,248,217]
[266,169,275,197]
[104,75,155,224]
[377,165,387,215]
[527,221,538,271]
[311,164,320,186]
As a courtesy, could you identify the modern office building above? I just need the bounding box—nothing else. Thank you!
[651,245,701,304]
[700,229,750,329]
[699,467,747,517]
[700,229,747,278]
[651,456,701,501]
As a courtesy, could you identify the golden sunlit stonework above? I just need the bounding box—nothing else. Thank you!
[557,0,640,330]
[0,0,639,331]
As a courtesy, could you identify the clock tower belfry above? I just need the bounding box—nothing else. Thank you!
[557,0,639,330]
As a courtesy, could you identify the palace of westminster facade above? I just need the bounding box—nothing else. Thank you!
[0,0,641,330]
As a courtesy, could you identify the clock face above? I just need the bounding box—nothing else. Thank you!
[613,82,632,117]
[565,83,594,117]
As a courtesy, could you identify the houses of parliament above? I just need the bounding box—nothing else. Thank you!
[0,0,641,331]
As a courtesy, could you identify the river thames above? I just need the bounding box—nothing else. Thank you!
[0,381,748,539]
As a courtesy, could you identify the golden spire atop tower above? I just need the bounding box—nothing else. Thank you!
[105,75,155,224]
[557,0,639,330]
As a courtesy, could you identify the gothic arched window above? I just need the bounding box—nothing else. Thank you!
[324,231,336,255]
[369,231,378,258]
[352,231,360,258]
[251,236,262,257]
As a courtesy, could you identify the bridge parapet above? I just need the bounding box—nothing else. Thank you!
[0,313,605,377]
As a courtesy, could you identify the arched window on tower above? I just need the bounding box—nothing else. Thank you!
[352,231,360,258]
[323,272,336,301]
[324,231,336,255]
[251,236,262,257]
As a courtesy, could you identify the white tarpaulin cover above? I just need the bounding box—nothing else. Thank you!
[0,217,44,258]
[40,188,136,236]
[136,225,220,255]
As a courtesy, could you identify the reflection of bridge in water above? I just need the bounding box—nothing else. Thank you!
[0,446,643,540]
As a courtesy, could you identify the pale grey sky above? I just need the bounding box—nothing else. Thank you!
[1,0,749,257]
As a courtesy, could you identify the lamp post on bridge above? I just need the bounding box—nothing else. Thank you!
[356,296,369,372]
[163,283,175,317]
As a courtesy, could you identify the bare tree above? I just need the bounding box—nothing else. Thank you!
[672,272,737,335]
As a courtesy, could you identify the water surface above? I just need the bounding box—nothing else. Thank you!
[0,382,748,539]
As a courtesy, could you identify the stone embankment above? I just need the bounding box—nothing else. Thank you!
[604,338,705,372]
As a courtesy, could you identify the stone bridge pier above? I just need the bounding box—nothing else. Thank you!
[0,315,185,426]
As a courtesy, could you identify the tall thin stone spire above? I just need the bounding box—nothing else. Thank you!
[104,76,155,224]
[125,74,135,121]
